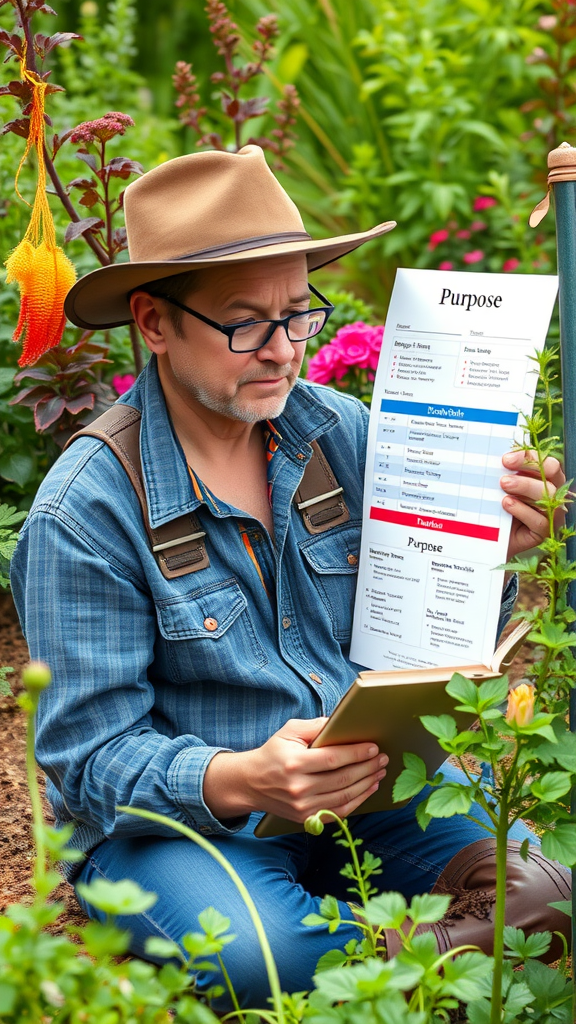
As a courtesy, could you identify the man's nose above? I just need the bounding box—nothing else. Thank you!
[257,323,298,363]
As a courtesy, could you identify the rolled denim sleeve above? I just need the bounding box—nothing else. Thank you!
[11,508,248,840]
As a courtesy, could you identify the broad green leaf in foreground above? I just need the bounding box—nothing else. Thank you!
[76,877,157,916]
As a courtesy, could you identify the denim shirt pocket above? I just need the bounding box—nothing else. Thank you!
[299,521,361,643]
[155,577,268,682]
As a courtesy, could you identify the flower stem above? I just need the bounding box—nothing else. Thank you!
[25,695,46,890]
[489,796,509,1024]
[118,805,285,1024]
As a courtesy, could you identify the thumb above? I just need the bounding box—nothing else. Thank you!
[279,717,329,745]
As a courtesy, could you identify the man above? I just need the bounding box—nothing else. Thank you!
[11,145,570,1008]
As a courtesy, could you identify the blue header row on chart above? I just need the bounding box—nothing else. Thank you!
[379,399,519,426]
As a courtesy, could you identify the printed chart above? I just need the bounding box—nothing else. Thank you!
[350,268,559,672]
[370,397,518,542]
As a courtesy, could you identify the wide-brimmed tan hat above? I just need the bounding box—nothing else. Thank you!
[64,145,396,330]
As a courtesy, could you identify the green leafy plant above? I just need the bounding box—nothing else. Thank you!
[0,502,26,587]
[173,0,299,165]
[9,337,116,446]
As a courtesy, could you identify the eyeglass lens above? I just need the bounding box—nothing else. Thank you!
[230,309,327,352]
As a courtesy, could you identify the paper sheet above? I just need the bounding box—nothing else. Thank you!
[350,269,558,671]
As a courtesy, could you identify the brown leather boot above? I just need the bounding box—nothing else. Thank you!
[382,839,571,963]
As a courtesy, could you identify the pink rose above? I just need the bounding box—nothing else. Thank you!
[473,197,497,212]
[306,344,343,384]
[428,229,450,250]
[367,326,384,370]
[330,322,374,375]
[456,229,471,240]
[503,258,520,272]
[463,249,484,264]
[438,261,453,270]
[112,373,136,395]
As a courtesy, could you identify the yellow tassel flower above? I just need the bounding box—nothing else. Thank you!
[4,56,76,367]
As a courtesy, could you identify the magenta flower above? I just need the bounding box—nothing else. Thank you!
[463,250,484,264]
[428,229,450,250]
[438,261,453,271]
[503,258,520,273]
[306,322,385,384]
[456,229,471,240]
[112,373,136,395]
[306,345,343,384]
[473,197,497,212]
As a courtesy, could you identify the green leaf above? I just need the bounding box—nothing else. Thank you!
[76,877,157,915]
[198,907,232,939]
[392,751,428,802]
[446,672,479,712]
[314,949,347,973]
[503,925,551,960]
[0,452,35,488]
[425,783,474,819]
[420,714,457,741]
[415,801,432,832]
[530,771,572,803]
[477,675,508,710]
[0,368,15,396]
[541,825,576,866]
[302,913,330,928]
[519,838,530,862]
[0,983,17,1015]
[313,958,389,1003]
[503,979,536,1015]
[145,936,184,960]
[441,951,492,1001]
[80,920,131,958]
[524,958,572,1002]
[528,620,576,650]
[408,893,451,926]
[363,891,407,930]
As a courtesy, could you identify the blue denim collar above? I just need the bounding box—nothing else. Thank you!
[121,355,340,529]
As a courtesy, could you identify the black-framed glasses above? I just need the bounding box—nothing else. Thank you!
[156,282,335,353]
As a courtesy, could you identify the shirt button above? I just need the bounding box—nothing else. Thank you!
[347,553,358,566]
[309,672,322,685]
[296,453,305,460]
[204,617,218,631]
[282,616,291,629]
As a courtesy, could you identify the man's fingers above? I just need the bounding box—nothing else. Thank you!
[502,449,564,487]
[500,473,557,505]
[309,752,388,797]
[503,495,548,543]
[300,741,385,775]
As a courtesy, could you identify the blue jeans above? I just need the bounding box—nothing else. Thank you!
[75,764,534,1011]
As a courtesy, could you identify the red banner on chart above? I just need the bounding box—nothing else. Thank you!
[369,507,499,542]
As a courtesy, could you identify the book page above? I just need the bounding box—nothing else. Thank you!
[350,269,558,671]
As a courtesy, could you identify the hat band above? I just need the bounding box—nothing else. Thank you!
[170,230,312,262]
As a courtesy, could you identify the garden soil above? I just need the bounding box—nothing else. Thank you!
[0,580,547,933]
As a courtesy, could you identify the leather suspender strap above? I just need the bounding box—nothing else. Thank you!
[63,404,210,579]
[65,405,350,569]
[295,439,350,534]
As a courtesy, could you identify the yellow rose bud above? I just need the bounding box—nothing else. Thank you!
[505,683,535,727]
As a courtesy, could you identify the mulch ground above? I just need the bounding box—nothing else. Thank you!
[0,579,548,932]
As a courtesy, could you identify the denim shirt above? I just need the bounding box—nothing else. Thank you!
[11,356,517,872]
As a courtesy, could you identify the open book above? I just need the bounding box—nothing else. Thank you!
[254,619,531,838]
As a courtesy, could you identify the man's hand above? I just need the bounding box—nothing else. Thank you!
[203,718,388,824]
[501,449,565,562]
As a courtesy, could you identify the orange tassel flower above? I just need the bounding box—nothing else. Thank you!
[4,58,76,367]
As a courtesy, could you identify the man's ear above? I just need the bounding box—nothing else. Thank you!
[130,291,168,355]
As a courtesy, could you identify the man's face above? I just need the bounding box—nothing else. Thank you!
[147,254,310,424]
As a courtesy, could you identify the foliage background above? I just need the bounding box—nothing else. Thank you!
[0,0,573,508]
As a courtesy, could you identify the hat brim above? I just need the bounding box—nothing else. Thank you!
[64,221,396,330]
